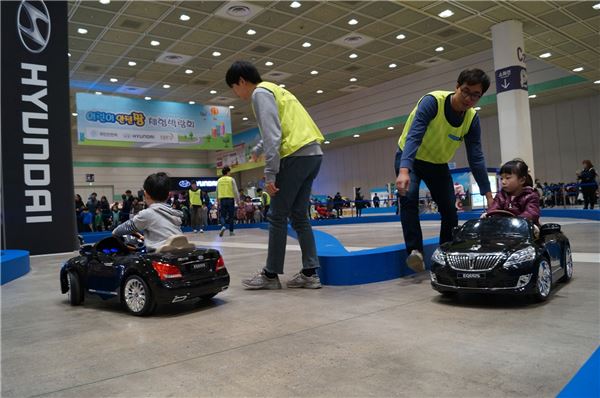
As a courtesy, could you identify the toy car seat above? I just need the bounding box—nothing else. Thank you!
[156,235,196,253]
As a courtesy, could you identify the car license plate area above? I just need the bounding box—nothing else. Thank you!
[457,273,485,279]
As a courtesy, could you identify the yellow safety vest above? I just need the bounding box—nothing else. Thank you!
[398,91,476,164]
[254,81,324,158]
[188,189,202,206]
[261,191,270,206]
[217,176,235,199]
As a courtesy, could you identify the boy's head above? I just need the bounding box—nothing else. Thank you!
[222,166,231,176]
[143,172,170,203]
[256,188,263,194]
[225,61,262,101]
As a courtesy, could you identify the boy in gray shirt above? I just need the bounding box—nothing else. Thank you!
[112,172,183,250]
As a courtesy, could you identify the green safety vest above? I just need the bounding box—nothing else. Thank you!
[217,176,235,199]
[398,90,476,164]
[254,81,324,158]
[188,189,202,206]
[261,191,270,206]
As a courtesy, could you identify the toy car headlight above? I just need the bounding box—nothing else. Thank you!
[431,248,446,264]
[504,247,536,267]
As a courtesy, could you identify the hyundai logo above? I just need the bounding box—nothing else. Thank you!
[17,1,51,54]
[178,180,191,188]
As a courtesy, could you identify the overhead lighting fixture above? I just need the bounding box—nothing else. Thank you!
[128,61,136,66]
[302,42,311,48]
[593,3,600,10]
[396,33,406,40]
[539,52,551,58]
[353,134,360,138]
[265,61,274,66]
[435,46,444,52]
[150,40,160,46]
[389,63,397,68]
[210,90,217,94]
[99,0,110,4]
[290,1,301,8]
[438,9,454,18]
[163,84,171,88]
[72,112,78,116]
[324,140,330,144]
[185,69,193,74]
[310,70,318,75]
[528,94,537,98]
[110,78,118,82]
[349,77,357,82]
[212,51,221,57]
[572,67,584,72]
[348,18,358,25]
[77,28,88,34]
[349,53,358,59]
[229,105,235,109]
[387,126,394,130]
[594,80,600,84]
[189,101,195,105]
[242,117,248,121]
[180,14,190,21]
[474,106,481,111]
[67,52,71,57]
[144,96,151,101]
[279,84,286,88]
[316,90,323,94]
[246,29,256,35]
[95,91,102,95]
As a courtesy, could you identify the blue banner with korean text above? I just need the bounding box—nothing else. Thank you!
[76,93,232,150]
[495,65,528,94]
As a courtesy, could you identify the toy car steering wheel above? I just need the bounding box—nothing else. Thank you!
[485,209,516,217]
[121,234,146,252]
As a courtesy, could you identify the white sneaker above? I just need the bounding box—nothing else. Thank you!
[199,229,204,233]
[193,229,198,233]
[219,226,226,237]
[406,250,425,272]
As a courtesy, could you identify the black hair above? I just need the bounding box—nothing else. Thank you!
[256,188,263,193]
[222,166,231,175]
[457,68,490,94]
[499,158,533,187]
[143,172,170,202]
[225,61,262,87]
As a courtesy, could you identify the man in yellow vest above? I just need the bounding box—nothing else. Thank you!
[226,60,324,290]
[216,166,240,237]
[188,181,204,233]
[256,188,270,220]
[396,68,494,273]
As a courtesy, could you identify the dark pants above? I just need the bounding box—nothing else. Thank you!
[219,198,235,232]
[582,186,597,209]
[395,151,457,254]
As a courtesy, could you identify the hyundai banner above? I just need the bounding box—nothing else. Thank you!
[76,93,233,150]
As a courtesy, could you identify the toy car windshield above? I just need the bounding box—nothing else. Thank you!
[457,218,530,240]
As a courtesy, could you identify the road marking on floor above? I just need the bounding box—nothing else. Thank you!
[188,240,372,252]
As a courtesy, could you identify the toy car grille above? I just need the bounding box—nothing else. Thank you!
[446,254,503,271]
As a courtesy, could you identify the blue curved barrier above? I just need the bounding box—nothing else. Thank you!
[1,250,30,285]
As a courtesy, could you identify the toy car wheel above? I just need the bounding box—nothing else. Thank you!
[67,271,83,306]
[123,275,156,316]
[559,246,573,282]
[533,258,552,302]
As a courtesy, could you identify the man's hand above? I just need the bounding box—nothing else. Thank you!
[396,168,410,196]
[485,192,494,208]
[266,182,279,196]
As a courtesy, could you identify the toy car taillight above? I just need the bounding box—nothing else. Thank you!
[216,256,225,271]
[152,261,182,280]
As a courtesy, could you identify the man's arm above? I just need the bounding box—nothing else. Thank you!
[464,116,493,205]
[252,89,282,185]
[231,178,240,204]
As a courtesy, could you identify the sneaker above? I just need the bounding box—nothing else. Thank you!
[242,270,282,290]
[286,272,322,289]
[229,231,235,236]
[199,229,204,234]
[193,229,198,233]
[406,250,425,272]
[219,226,226,237]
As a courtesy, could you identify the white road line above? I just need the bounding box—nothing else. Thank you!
[572,253,600,263]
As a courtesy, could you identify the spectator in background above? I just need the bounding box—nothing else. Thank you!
[111,203,120,230]
[99,196,111,230]
[216,166,240,237]
[81,207,93,232]
[355,187,365,217]
[373,193,380,208]
[120,193,132,223]
[256,188,270,220]
[75,194,85,232]
[86,193,98,230]
[188,181,204,233]
[333,192,343,218]
[577,160,598,210]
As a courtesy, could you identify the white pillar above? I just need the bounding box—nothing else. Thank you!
[491,20,535,178]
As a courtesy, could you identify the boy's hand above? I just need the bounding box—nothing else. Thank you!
[266,182,279,196]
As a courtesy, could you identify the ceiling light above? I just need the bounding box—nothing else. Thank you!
[77,28,88,34]
[348,19,358,25]
[290,1,301,8]
[435,46,444,52]
[128,61,136,66]
[593,3,600,10]
[474,106,481,111]
[316,90,323,94]
[349,77,357,82]
[110,78,118,82]
[572,67,584,72]
[246,29,256,35]
[528,94,537,99]
[349,53,358,59]
[163,84,170,88]
[353,134,360,138]
[302,42,311,48]
[150,40,160,46]
[144,96,151,101]
[185,69,193,74]
[242,117,248,121]
[396,33,406,40]
[438,9,454,18]
[212,51,221,57]
[179,14,190,21]
[95,91,102,95]
[67,52,71,57]
[387,126,394,130]
[310,70,318,75]
[72,112,78,116]
[389,63,397,68]
[210,90,217,94]
[265,61,274,66]
[189,101,195,105]
[324,140,330,144]
[279,84,286,88]
[229,105,235,109]
[99,0,110,4]
[594,80,600,84]
[539,52,551,58]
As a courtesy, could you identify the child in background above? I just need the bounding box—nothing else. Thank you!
[81,207,93,232]
[484,158,540,226]
[94,208,104,231]
[111,203,120,230]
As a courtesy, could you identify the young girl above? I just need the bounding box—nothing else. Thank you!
[486,158,540,225]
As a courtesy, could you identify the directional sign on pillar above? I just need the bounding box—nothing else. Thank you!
[495,64,528,94]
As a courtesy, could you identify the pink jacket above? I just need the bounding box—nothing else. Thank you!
[488,186,540,225]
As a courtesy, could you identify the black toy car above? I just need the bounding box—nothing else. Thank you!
[430,210,573,301]
[60,235,230,315]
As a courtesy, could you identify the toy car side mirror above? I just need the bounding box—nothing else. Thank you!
[79,244,95,256]
[540,223,561,236]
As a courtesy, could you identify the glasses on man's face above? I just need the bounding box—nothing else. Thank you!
[459,86,482,101]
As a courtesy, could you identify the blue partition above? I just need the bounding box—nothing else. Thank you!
[1,250,30,285]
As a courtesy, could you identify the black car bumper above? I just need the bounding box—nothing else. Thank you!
[149,272,230,304]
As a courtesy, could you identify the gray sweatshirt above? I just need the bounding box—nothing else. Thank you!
[112,202,183,250]
[252,87,322,184]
